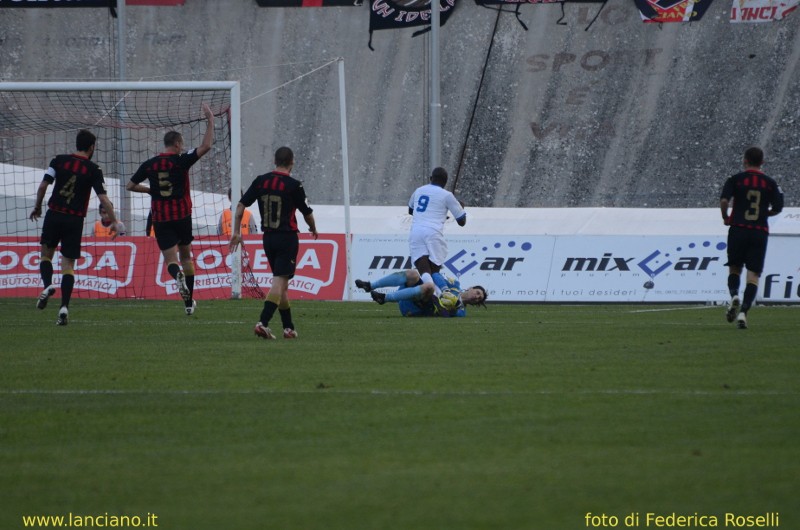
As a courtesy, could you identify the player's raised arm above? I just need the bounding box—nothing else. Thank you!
[196,103,215,158]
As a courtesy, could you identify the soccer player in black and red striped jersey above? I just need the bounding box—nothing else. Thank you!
[720,146,784,329]
[127,103,215,316]
[229,146,318,340]
[29,129,123,326]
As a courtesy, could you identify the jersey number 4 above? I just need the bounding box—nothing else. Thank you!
[58,174,78,203]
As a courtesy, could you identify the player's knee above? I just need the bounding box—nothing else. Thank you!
[420,283,435,298]
[266,292,281,305]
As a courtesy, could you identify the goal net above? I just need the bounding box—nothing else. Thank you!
[0,81,264,301]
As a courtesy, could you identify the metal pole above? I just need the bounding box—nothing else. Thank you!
[338,58,354,301]
[116,0,126,82]
[116,0,130,232]
[429,0,441,172]
[230,83,243,299]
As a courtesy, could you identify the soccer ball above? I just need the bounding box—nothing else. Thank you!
[438,289,460,312]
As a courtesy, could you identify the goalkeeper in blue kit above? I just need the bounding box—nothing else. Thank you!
[355,269,486,317]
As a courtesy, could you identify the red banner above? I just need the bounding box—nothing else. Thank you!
[0,235,347,301]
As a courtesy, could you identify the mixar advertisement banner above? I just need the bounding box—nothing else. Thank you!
[351,234,800,303]
[1,231,798,303]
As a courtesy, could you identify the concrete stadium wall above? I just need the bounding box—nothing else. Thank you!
[1,1,798,209]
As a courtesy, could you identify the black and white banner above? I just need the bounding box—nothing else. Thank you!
[369,0,457,48]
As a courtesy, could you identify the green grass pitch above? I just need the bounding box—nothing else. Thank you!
[1,298,798,530]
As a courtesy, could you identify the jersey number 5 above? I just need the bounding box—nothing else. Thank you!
[157,171,173,198]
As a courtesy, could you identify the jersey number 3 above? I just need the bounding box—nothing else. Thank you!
[745,190,761,221]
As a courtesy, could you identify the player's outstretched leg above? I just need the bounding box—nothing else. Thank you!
[726,295,740,323]
[371,291,386,305]
[36,286,56,310]
[355,279,372,292]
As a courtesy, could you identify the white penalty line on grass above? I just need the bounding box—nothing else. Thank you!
[627,305,720,314]
[1,388,796,397]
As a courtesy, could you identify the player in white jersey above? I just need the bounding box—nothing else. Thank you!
[407,167,466,291]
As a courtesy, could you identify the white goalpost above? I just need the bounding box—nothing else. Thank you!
[0,62,352,302]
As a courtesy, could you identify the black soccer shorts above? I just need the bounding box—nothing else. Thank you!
[40,210,85,259]
[153,216,194,251]
[726,227,769,275]
[262,231,300,279]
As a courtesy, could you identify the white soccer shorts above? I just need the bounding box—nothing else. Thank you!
[409,227,448,267]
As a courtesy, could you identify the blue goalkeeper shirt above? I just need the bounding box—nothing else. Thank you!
[398,273,466,318]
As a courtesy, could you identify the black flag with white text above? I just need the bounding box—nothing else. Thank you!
[369,0,457,50]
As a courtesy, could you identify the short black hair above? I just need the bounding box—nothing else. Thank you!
[76,129,96,152]
[430,167,448,186]
[275,146,294,167]
[744,146,764,167]
[163,131,183,147]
